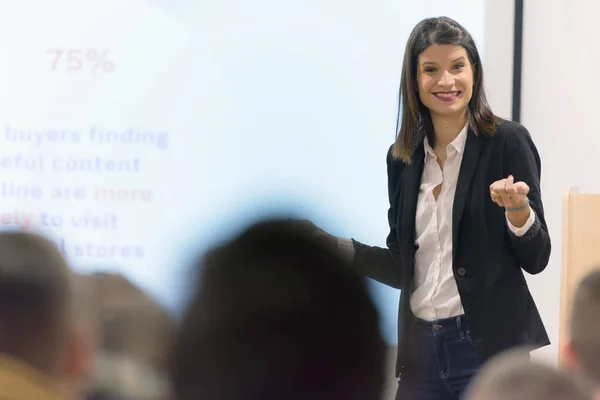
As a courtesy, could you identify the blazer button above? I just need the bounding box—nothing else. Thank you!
[457,267,466,277]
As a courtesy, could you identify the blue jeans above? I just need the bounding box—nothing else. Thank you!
[395,315,482,400]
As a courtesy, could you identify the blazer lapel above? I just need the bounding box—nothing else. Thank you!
[401,144,425,268]
[452,128,482,263]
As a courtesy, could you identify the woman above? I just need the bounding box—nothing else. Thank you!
[315,16,551,399]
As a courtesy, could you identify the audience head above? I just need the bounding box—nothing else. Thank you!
[464,348,592,400]
[90,272,175,369]
[87,271,174,399]
[170,218,386,400]
[563,270,600,390]
[65,272,101,394]
[0,231,72,376]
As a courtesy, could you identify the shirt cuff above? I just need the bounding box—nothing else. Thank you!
[506,209,536,237]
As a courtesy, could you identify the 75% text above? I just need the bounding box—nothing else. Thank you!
[46,49,115,73]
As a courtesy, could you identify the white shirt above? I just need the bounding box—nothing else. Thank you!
[410,125,535,321]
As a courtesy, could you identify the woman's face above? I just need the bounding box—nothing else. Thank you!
[416,44,474,119]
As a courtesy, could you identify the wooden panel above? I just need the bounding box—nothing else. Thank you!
[559,188,600,365]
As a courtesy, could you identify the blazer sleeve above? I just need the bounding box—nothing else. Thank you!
[504,124,551,275]
[349,145,405,289]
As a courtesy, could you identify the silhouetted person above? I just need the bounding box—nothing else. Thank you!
[464,349,591,400]
[0,231,76,400]
[170,218,386,400]
[562,270,600,398]
[87,272,174,400]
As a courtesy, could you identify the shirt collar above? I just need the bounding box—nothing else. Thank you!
[423,124,469,159]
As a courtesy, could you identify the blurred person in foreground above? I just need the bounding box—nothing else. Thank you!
[85,271,175,400]
[169,218,386,400]
[561,269,600,398]
[463,348,591,400]
[63,273,101,399]
[0,231,78,400]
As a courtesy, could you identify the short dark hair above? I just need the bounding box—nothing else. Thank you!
[170,218,386,400]
[0,231,72,374]
[464,349,592,400]
[393,16,498,164]
[570,270,600,384]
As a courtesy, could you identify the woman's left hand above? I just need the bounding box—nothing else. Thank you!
[490,175,529,209]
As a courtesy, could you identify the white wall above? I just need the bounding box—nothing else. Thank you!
[521,0,600,364]
[518,0,600,365]
[484,0,515,120]
[484,0,575,365]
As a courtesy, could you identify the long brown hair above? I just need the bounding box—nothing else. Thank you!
[393,16,499,164]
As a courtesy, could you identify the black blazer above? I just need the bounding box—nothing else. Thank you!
[351,119,551,377]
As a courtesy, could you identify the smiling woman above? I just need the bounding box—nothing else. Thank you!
[394,17,497,165]
[309,16,551,400]
[418,46,472,121]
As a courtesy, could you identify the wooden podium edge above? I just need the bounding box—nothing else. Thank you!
[558,186,578,366]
